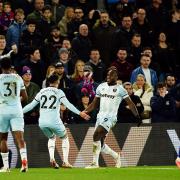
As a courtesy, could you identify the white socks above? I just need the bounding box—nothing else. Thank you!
[1,152,9,168]
[20,147,27,161]
[62,136,70,164]
[92,141,101,166]
[101,144,118,160]
[48,137,56,161]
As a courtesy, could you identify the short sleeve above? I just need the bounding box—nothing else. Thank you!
[119,85,129,99]
[19,76,25,90]
[95,84,101,97]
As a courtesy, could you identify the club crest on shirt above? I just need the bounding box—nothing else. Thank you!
[113,89,117,92]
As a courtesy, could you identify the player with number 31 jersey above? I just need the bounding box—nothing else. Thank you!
[0,73,25,116]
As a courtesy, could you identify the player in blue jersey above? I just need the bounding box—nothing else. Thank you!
[0,58,28,172]
[85,69,141,168]
[23,74,90,168]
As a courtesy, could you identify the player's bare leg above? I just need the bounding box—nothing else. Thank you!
[48,136,59,169]
[86,125,107,168]
[14,131,28,172]
[61,135,72,168]
[0,133,10,172]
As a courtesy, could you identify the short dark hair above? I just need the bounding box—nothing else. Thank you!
[157,82,166,89]
[0,57,12,70]
[47,73,59,84]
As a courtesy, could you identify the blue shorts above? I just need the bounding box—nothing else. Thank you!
[0,114,24,133]
[40,123,66,139]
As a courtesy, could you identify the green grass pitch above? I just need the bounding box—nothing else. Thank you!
[0,167,180,180]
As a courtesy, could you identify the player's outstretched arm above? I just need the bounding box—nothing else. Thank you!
[23,99,39,114]
[61,96,90,120]
[124,97,142,126]
[85,97,100,113]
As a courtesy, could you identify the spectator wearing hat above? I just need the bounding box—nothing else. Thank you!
[19,18,43,59]
[21,47,46,87]
[54,47,75,76]
[21,66,40,124]
[43,25,63,65]
[55,62,76,104]
[86,49,106,83]
[73,87,97,124]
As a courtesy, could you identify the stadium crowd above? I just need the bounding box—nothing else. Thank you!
[0,0,180,124]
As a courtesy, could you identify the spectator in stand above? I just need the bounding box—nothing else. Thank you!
[73,87,97,124]
[27,0,45,23]
[19,18,43,60]
[42,65,55,88]
[43,26,63,66]
[71,59,85,84]
[111,48,134,83]
[167,9,180,50]
[153,32,177,81]
[67,7,88,40]
[71,24,92,62]
[88,9,100,29]
[165,74,177,92]
[6,8,26,52]
[150,82,177,122]
[0,35,10,59]
[0,1,14,33]
[86,49,106,83]
[21,66,40,124]
[146,0,169,43]
[169,82,180,122]
[92,10,116,66]
[54,47,75,76]
[75,64,98,102]
[0,1,4,35]
[58,7,74,38]
[128,33,143,67]
[132,8,153,46]
[132,74,153,121]
[21,47,46,87]
[118,82,144,123]
[62,38,78,62]
[109,0,136,25]
[38,5,56,40]
[55,62,75,104]
[130,54,158,89]
[50,0,66,24]
[112,15,135,58]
